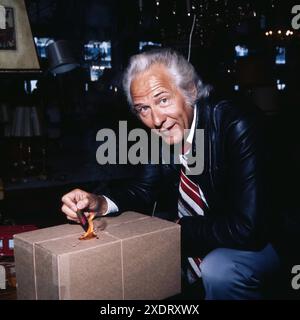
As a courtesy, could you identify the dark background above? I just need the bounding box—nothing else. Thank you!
[0,0,299,299]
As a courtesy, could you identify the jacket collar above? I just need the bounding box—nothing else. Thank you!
[191,98,207,155]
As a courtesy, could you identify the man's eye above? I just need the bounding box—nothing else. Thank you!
[136,106,149,114]
[160,98,168,104]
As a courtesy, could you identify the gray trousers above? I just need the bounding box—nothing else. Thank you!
[198,243,280,300]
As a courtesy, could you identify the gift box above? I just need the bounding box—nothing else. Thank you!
[14,212,181,300]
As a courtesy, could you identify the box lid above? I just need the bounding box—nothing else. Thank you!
[13,224,82,244]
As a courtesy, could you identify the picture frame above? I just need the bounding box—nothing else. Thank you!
[0,0,40,72]
[0,6,16,50]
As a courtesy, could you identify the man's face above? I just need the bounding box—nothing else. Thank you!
[130,64,194,145]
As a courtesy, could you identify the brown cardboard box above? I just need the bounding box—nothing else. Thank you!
[14,212,181,300]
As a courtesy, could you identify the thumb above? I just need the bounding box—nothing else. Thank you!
[76,198,89,210]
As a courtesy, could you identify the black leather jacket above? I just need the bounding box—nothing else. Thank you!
[103,95,272,257]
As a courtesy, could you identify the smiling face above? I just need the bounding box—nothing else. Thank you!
[130,64,194,145]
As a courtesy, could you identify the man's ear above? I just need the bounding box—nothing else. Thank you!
[189,84,197,104]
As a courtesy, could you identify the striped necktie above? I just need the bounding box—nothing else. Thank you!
[178,166,208,282]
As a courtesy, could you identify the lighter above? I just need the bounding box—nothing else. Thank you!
[76,209,89,232]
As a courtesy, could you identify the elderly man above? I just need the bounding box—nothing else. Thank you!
[61,49,280,299]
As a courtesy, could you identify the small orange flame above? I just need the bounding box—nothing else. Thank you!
[79,213,97,240]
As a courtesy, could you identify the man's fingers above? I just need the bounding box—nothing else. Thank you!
[66,216,79,222]
[61,195,78,212]
[61,204,79,221]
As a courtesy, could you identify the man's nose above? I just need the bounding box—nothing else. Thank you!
[151,108,166,128]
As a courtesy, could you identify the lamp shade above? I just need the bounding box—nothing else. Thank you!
[46,40,79,75]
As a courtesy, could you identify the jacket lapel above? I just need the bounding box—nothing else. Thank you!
[188,100,213,207]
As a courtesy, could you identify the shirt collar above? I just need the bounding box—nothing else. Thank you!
[186,106,197,144]
[178,106,197,169]
[185,106,197,153]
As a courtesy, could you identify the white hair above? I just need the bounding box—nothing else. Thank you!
[122,48,212,109]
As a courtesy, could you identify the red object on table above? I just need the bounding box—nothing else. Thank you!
[0,225,38,257]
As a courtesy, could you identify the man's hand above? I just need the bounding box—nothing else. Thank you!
[61,189,108,223]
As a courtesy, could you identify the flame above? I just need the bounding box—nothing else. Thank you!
[79,213,97,240]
